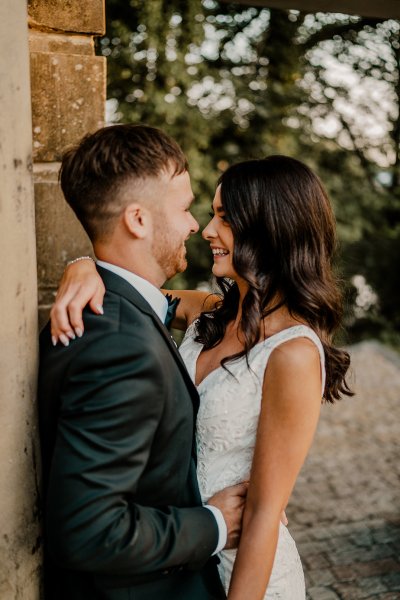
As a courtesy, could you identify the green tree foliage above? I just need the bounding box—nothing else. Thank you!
[297,17,400,341]
[98,1,400,343]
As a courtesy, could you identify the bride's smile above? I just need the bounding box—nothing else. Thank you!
[203,185,236,279]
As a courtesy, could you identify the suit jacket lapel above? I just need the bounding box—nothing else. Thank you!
[96,266,200,415]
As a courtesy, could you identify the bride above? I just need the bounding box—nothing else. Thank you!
[50,155,352,599]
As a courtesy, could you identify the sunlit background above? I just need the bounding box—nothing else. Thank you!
[100,1,400,346]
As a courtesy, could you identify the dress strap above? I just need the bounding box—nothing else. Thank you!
[252,325,326,397]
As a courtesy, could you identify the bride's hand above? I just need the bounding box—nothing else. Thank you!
[50,258,105,346]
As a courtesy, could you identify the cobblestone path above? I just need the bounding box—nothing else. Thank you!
[288,341,400,599]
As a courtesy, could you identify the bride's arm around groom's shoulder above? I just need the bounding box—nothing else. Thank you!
[50,257,220,340]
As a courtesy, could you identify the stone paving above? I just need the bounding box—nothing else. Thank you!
[288,341,400,599]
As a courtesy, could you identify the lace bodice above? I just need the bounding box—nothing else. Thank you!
[179,322,325,598]
[180,322,325,502]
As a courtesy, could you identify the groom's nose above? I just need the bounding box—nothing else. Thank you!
[189,213,199,234]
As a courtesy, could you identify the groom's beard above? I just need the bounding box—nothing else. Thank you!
[152,214,188,281]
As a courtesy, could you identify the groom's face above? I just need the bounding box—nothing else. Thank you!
[149,168,199,281]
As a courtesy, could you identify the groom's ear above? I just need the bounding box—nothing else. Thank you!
[123,203,151,239]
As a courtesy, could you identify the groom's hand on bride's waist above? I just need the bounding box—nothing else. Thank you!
[207,482,248,550]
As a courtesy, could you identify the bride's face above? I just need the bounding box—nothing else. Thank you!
[202,185,236,279]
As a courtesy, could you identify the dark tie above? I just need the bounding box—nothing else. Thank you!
[164,294,181,329]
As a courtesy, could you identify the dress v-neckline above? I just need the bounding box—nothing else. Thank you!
[193,324,311,388]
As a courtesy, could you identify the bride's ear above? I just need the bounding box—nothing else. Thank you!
[123,203,151,239]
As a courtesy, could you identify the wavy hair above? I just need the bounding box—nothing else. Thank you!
[195,156,352,403]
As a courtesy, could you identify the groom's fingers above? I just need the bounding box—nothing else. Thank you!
[231,482,249,497]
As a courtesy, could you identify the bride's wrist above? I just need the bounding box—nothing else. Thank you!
[66,256,95,269]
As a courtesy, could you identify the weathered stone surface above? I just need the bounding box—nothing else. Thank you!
[0,1,42,598]
[31,51,105,162]
[34,163,93,327]
[29,30,94,55]
[0,0,107,594]
[28,0,105,35]
[288,342,400,598]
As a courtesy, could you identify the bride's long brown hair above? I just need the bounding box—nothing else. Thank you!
[195,156,352,403]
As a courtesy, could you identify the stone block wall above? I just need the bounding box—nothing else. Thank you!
[1,2,41,598]
[0,2,105,597]
[28,0,106,328]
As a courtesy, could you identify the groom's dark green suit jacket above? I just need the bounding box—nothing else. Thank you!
[38,266,226,600]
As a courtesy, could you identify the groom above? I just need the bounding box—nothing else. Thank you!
[38,124,246,600]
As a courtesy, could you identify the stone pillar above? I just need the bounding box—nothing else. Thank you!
[28,0,106,327]
[0,2,41,598]
[0,1,105,596]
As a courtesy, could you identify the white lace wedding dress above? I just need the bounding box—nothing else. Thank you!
[179,323,326,599]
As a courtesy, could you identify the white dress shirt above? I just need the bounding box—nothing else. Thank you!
[96,260,169,322]
[96,260,227,554]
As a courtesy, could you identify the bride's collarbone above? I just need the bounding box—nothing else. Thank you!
[196,337,243,385]
[195,315,306,384]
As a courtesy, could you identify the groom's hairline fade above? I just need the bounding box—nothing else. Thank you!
[59,124,188,242]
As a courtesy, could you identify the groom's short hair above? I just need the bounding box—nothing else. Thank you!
[59,124,188,241]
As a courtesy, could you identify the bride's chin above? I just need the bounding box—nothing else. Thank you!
[212,268,228,279]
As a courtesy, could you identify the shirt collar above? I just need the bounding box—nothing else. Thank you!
[96,260,168,323]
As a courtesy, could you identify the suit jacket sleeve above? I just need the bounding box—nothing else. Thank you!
[45,331,218,575]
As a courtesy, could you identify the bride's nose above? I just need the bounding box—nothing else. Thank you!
[202,218,216,240]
